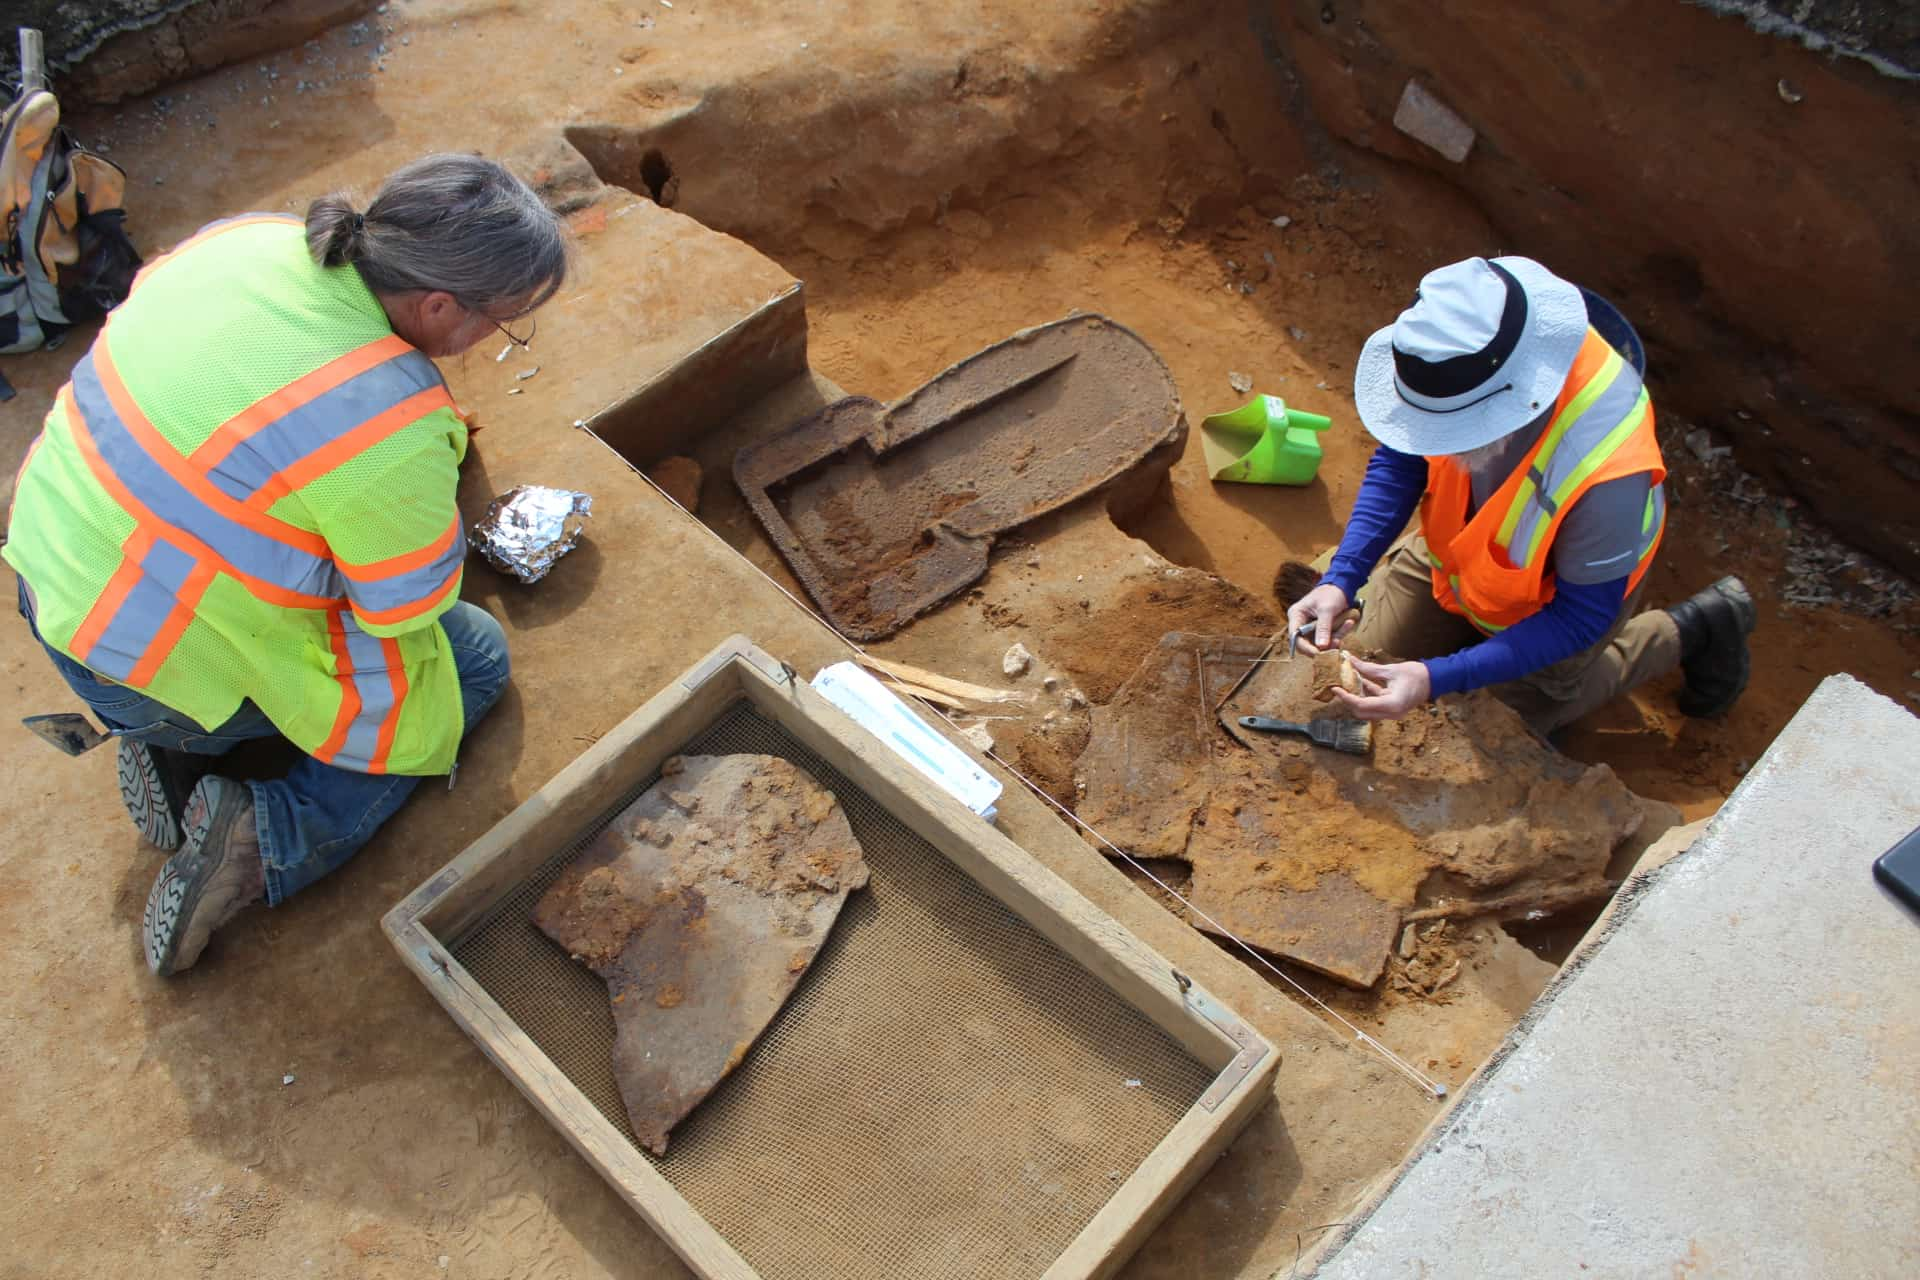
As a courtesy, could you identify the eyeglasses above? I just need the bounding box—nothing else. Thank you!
[487,311,536,349]
[465,299,536,349]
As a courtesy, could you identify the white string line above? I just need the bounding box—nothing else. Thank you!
[629,467,1446,1100]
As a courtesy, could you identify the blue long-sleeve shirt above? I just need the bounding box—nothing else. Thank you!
[1321,445,1630,698]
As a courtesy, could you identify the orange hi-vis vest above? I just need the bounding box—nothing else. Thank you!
[5,215,470,774]
[1419,328,1667,634]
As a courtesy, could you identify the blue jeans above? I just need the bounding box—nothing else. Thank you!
[19,579,509,905]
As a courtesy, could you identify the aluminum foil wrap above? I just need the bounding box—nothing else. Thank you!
[472,485,593,584]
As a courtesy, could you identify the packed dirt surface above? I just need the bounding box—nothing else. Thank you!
[533,753,866,1155]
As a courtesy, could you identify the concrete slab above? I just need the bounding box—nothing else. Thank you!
[1308,673,1920,1279]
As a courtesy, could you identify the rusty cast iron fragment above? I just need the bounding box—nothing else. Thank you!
[735,314,1185,639]
[532,753,869,1154]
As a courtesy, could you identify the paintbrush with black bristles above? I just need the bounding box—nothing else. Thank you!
[1236,714,1374,755]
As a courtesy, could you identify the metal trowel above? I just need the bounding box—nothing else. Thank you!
[22,713,109,756]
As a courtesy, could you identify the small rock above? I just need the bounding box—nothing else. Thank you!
[1002,643,1034,678]
[1288,326,1308,342]
[1392,80,1476,163]
[514,366,540,381]
[644,456,704,513]
[1684,427,1732,463]
[1042,675,1060,692]
[958,723,995,754]
[1026,554,1041,568]
[1397,924,1418,959]
[1777,78,1803,105]
[1271,215,1291,228]
[282,1073,296,1086]
[1063,688,1088,710]
[1228,371,1253,395]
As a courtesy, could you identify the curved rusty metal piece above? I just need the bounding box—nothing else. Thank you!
[735,314,1185,640]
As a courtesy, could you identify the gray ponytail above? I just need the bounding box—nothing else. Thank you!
[304,153,569,314]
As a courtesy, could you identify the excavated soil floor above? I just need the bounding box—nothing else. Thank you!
[715,174,1920,821]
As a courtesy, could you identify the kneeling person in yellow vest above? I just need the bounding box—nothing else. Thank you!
[1285,256,1755,730]
[5,154,569,975]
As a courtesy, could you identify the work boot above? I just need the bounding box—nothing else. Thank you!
[117,739,211,851]
[1665,575,1757,718]
[142,776,265,977]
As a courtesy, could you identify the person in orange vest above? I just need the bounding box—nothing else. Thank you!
[1286,256,1754,729]
[6,154,568,975]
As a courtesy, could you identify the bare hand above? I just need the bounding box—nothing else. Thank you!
[1286,583,1357,654]
[1331,656,1432,721]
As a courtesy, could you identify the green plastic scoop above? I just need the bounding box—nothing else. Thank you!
[1200,394,1333,485]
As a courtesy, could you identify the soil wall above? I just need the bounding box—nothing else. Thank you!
[1263,0,1920,576]
[2,0,375,106]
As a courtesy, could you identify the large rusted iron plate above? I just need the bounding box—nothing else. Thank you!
[532,753,869,1155]
[1077,631,1642,988]
[734,314,1185,640]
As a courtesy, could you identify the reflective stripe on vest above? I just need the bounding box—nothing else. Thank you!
[1422,328,1665,635]
[316,609,409,772]
[193,335,442,502]
[61,331,456,682]
[338,514,467,626]
[1497,344,1653,572]
[1430,483,1667,637]
[70,528,216,683]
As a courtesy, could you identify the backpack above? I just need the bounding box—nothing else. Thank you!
[0,84,141,362]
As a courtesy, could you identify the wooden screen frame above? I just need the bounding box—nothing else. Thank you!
[383,635,1276,1280]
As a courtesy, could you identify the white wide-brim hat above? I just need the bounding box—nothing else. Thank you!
[1353,255,1587,456]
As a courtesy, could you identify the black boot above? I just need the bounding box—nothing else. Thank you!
[1665,576,1756,718]
[117,739,213,850]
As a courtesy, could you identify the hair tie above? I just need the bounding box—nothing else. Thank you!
[350,213,366,234]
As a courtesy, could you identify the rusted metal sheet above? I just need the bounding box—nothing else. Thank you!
[1079,631,1641,989]
[734,314,1185,640]
[533,753,869,1155]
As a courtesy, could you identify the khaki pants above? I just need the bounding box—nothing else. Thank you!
[1346,536,1683,735]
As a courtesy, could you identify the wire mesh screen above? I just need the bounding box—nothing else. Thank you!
[448,699,1217,1280]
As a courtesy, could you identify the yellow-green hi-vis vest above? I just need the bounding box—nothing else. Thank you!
[5,215,470,775]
